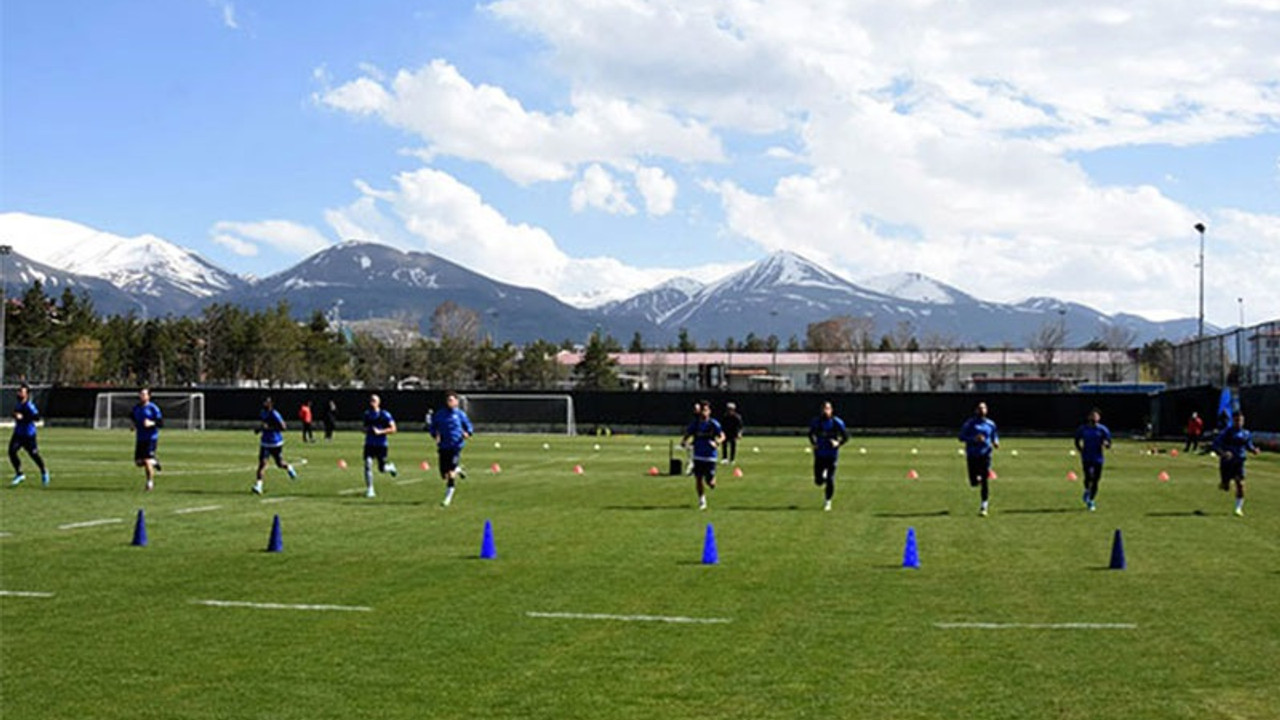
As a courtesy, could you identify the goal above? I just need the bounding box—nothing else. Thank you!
[459,394,576,435]
[93,392,206,431]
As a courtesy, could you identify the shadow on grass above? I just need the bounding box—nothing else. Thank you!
[873,510,950,518]
[676,560,717,566]
[725,505,801,512]
[1145,509,1209,517]
[603,504,691,512]
[1001,508,1081,515]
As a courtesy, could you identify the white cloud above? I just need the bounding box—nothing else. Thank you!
[323,167,738,305]
[209,1,238,30]
[634,166,677,216]
[570,164,635,215]
[210,220,332,256]
[319,59,723,184]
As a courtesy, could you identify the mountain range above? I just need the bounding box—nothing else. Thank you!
[0,212,1206,346]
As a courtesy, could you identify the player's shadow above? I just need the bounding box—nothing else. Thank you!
[603,504,690,512]
[1145,510,1209,517]
[873,510,950,518]
[725,505,801,512]
[1000,508,1080,515]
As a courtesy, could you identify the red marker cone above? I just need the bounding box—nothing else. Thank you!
[420,460,431,471]
[573,465,584,475]
[732,467,744,478]
[1066,471,1078,481]
[906,469,919,480]
[1170,449,1179,458]
[988,470,999,480]
[490,463,502,474]
[1158,470,1170,482]
[337,459,348,469]
[647,466,660,476]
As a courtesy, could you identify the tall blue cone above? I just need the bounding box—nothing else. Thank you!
[1109,529,1125,570]
[266,514,283,553]
[701,523,718,565]
[131,509,148,547]
[902,526,920,569]
[479,519,496,559]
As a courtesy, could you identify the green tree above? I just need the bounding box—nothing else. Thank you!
[575,332,619,390]
[628,332,645,353]
[676,327,696,352]
[516,339,564,390]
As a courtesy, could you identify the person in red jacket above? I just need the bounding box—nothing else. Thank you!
[1184,411,1203,453]
[299,401,315,444]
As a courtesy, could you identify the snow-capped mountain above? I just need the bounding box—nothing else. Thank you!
[216,241,614,343]
[599,276,704,324]
[0,212,245,314]
[859,272,975,305]
[1,249,141,316]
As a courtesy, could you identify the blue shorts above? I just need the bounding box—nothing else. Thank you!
[259,445,284,463]
[692,459,717,480]
[1219,462,1246,484]
[363,445,388,461]
[9,435,38,455]
[437,448,461,477]
[135,437,158,462]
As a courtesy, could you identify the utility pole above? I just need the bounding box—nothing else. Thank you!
[0,245,10,387]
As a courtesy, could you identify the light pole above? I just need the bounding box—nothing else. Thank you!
[1194,223,1206,339]
[0,244,10,387]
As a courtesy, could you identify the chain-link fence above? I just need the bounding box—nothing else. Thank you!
[1169,320,1280,388]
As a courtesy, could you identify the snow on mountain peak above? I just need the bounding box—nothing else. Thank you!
[712,250,853,294]
[859,272,968,305]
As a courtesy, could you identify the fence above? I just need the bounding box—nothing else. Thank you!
[1170,319,1280,388]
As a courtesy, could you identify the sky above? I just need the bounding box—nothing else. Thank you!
[1,0,1277,324]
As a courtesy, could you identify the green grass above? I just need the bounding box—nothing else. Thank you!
[2,428,1278,719]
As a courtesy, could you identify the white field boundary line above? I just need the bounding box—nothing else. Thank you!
[260,497,297,504]
[173,505,223,515]
[526,611,732,625]
[0,532,12,538]
[337,488,365,496]
[193,599,372,613]
[935,622,1138,630]
[1,590,55,598]
[394,478,425,486]
[58,517,124,530]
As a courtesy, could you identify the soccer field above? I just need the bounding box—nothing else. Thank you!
[2,428,1278,719]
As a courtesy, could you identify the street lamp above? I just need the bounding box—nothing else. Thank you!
[1194,223,1206,339]
[0,244,10,387]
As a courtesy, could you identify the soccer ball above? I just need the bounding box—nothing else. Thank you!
[494,442,502,449]
[542,443,550,450]
[859,447,867,455]
[593,444,601,451]
[1010,449,1019,457]
[752,446,760,453]
[911,448,918,455]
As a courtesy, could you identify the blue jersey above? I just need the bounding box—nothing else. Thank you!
[809,416,848,459]
[363,409,395,448]
[1074,423,1112,464]
[12,400,40,439]
[259,409,285,447]
[132,402,162,442]
[684,419,723,461]
[959,416,998,457]
[1212,427,1256,466]
[430,407,473,451]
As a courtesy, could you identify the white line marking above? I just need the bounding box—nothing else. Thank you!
[0,532,12,538]
[58,517,124,530]
[935,622,1137,630]
[260,497,296,504]
[173,505,222,515]
[394,478,425,486]
[0,590,54,598]
[337,488,364,496]
[193,599,372,613]
[526,611,731,625]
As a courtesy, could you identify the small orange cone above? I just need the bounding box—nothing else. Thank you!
[420,460,431,471]
[337,459,348,469]
[647,466,660,476]
[573,464,584,475]
[1170,449,1179,458]
[490,463,502,474]
[1158,470,1170,482]
[732,467,744,478]
[906,469,919,480]
[1066,471,1078,481]
[988,470,999,480]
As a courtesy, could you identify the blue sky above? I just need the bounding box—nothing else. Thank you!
[2,0,1277,323]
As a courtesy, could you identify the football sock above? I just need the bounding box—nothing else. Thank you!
[1235,498,1244,511]
[364,458,374,490]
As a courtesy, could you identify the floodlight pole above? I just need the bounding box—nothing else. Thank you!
[1194,223,1205,339]
[0,244,10,387]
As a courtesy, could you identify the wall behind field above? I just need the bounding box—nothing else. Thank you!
[41,388,1163,436]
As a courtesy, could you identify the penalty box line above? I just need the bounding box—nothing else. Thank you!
[526,611,732,625]
[935,622,1138,630]
[193,599,373,613]
[0,590,55,598]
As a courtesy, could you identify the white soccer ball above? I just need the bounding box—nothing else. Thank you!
[957,448,964,455]
[859,447,867,455]
[542,443,550,450]
[752,446,760,453]
[911,448,919,455]
[593,444,601,451]
[494,442,502,449]
[644,444,652,451]
[1010,449,1019,457]
[1068,449,1076,456]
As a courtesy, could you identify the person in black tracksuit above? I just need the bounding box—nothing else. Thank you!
[720,403,744,464]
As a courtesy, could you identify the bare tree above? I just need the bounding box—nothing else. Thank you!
[1030,317,1068,377]
[922,333,960,391]
[806,315,873,390]
[891,320,915,391]
[1099,324,1138,382]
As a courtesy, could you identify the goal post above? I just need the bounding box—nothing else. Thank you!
[93,392,206,431]
[458,394,575,436]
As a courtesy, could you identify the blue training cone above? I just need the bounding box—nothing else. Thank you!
[266,514,283,553]
[701,523,718,565]
[1108,529,1125,570]
[479,520,496,559]
[902,526,920,569]
[131,509,148,547]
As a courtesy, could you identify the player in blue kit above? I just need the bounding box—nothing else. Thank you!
[429,392,474,508]
[9,384,49,487]
[808,401,848,512]
[1211,411,1260,517]
[361,394,397,498]
[1073,408,1112,512]
[959,401,999,517]
[681,400,724,511]
[131,388,162,492]
[252,397,297,495]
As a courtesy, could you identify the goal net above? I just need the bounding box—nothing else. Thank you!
[93,392,206,431]
[458,394,575,435]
